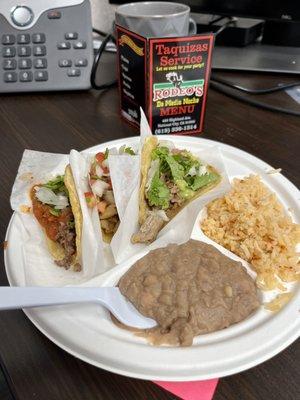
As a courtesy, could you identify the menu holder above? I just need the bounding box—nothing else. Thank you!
[116,24,214,135]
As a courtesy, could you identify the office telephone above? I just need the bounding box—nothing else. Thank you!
[0,0,93,92]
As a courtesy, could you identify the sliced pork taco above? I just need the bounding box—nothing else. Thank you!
[31,165,82,271]
[85,146,136,243]
[131,137,221,244]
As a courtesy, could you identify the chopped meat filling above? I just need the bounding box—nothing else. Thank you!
[55,221,76,269]
[160,173,184,207]
[101,216,120,235]
[131,213,165,244]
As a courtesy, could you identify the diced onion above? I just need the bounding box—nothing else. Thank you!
[146,159,159,190]
[198,165,208,176]
[187,165,197,176]
[95,165,103,178]
[91,180,109,198]
[118,144,126,154]
[155,209,169,222]
[35,187,69,209]
[102,159,108,168]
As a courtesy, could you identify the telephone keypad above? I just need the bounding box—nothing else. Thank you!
[4,71,17,82]
[75,58,87,67]
[19,58,32,69]
[3,59,17,70]
[67,68,80,77]
[19,71,33,82]
[34,71,48,81]
[33,45,46,56]
[18,46,31,57]
[3,47,16,57]
[65,32,78,40]
[2,34,15,45]
[34,58,47,69]
[32,33,45,44]
[73,40,86,49]
[57,42,71,50]
[2,26,89,84]
[59,59,72,67]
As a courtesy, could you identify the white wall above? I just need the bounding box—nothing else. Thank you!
[90,0,116,33]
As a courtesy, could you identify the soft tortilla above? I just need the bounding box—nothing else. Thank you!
[139,137,221,226]
[139,136,159,225]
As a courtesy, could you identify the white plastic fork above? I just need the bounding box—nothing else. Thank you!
[0,287,156,329]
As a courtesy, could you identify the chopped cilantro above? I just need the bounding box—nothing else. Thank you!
[43,175,68,196]
[49,208,61,217]
[173,153,200,175]
[104,148,109,159]
[124,147,135,155]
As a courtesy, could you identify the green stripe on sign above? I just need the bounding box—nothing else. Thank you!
[181,79,204,87]
[153,79,204,90]
[153,82,173,89]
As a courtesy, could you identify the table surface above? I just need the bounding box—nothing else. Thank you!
[0,70,299,400]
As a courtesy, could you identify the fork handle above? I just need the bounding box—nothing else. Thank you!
[0,287,114,310]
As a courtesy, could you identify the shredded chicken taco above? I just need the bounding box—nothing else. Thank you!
[85,146,136,243]
[31,165,82,271]
[131,137,221,244]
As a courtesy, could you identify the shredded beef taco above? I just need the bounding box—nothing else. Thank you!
[31,165,82,271]
[131,137,221,244]
[85,146,136,243]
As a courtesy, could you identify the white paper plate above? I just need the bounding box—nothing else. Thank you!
[4,136,300,381]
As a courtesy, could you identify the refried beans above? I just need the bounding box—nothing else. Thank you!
[118,240,260,346]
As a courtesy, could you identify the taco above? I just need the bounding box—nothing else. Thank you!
[85,146,136,243]
[30,165,82,271]
[131,137,221,244]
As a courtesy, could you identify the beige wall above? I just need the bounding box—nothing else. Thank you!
[90,0,116,33]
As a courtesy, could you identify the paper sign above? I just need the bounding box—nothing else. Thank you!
[116,24,214,135]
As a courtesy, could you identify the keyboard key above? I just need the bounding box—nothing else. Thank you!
[17,34,30,44]
[19,58,32,69]
[18,46,31,57]
[73,41,86,49]
[57,42,71,50]
[75,58,88,67]
[67,68,81,77]
[47,11,61,19]
[34,58,47,69]
[32,33,46,44]
[33,45,46,56]
[4,72,17,82]
[65,32,78,40]
[59,59,72,67]
[19,71,33,82]
[3,59,17,70]
[2,34,15,45]
[2,47,16,57]
[35,71,48,81]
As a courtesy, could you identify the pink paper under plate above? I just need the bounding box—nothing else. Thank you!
[154,379,219,400]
